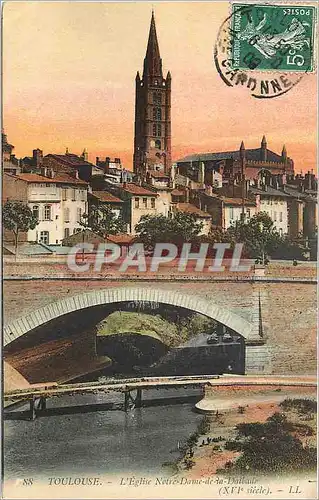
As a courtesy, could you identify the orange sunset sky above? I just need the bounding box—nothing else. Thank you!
[3,1,317,172]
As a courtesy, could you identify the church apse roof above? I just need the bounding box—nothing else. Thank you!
[178,148,285,164]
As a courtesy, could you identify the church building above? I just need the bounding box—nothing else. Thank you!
[133,12,171,178]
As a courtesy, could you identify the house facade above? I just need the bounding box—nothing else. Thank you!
[5,172,88,245]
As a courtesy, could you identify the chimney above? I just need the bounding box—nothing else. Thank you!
[185,188,190,203]
[239,140,246,159]
[74,169,79,180]
[206,185,213,196]
[96,157,99,165]
[115,158,121,164]
[122,169,128,184]
[281,144,287,161]
[305,171,312,190]
[47,168,55,178]
[33,148,43,168]
[40,166,47,177]
[198,160,205,186]
[81,148,88,162]
[261,135,267,161]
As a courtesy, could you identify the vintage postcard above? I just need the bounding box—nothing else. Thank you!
[1,1,318,499]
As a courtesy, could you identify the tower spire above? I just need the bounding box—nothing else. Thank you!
[143,11,163,79]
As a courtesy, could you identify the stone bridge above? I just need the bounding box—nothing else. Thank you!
[3,266,317,384]
[3,287,258,345]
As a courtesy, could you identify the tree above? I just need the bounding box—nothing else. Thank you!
[81,204,126,237]
[135,212,203,249]
[226,212,281,263]
[3,200,38,256]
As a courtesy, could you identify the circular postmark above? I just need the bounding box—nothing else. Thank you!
[214,3,315,98]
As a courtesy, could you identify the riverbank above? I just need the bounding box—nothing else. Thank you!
[176,393,317,478]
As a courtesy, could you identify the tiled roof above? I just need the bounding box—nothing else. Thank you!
[280,185,317,201]
[249,186,290,198]
[107,234,135,244]
[16,173,87,185]
[176,203,211,218]
[91,191,123,203]
[120,183,157,196]
[46,154,93,168]
[148,171,170,178]
[178,148,284,164]
[3,242,53,255]
[171,189,184,196]
[221,197,256,206]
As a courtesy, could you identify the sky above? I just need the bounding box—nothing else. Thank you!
[3,1,317,172]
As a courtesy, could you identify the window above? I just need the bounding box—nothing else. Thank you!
[153,107,162,120]
[40,231,49,244]
[153,123,161,137]
[143,198,147,208]
[77,207,82,223]
[32,205,39,219]
[135,198,140,209]
[229,208,234,220]
[80,190,86,201]
[279,212,283,222]
[72,189,76,201]
[64,207,70,222]
[273,211,277,221]
[64,228,70,239]
[62,188,67,201]
[151,198,155,209]
[153,92,161,105]
[246,208,251,219]
[44,205,51,221]
[155,139,161,149]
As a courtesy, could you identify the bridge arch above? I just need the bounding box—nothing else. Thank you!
[3,287,255,346]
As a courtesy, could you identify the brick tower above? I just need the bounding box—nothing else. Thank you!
[133,11,171,178]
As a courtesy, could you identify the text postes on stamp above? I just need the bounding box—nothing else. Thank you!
[230,3,316,72]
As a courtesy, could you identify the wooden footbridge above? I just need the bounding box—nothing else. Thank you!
[4,375,316,420]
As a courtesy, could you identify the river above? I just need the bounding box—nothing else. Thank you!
[4,387,203,481]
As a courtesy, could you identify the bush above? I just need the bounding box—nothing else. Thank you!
[198,416,212,435]
[221,411,317,474]
[280,399,317,414]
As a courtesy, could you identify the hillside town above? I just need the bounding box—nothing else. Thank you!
[2,12,317,259]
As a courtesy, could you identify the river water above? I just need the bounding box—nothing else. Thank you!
[4,388,203,481]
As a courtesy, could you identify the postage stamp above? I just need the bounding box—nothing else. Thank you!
[230,3,316,72]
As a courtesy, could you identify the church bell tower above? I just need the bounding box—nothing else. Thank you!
[133,11,171,178]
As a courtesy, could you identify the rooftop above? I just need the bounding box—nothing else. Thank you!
[120,183,157,196]
[178,148,286,164]
[107,234,135,244]
[176,203,211,218]
[91,191,123,203]
[46,153,93,168]
[221,197,256,206]
[250,186,291,198]
[171,189,184,196]
[15,173,87,186]
[148,171,170,178]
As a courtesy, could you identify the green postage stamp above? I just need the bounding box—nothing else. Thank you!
[230,3,316,72]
